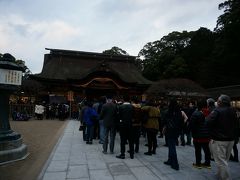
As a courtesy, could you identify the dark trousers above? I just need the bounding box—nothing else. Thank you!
[146,129,158,152]
[93,121,99,139]
[132,126,141,152]
[230,140,239,161]
[180,130,192,145]
[167,136,179,169]
[193,141,211,165]
[119,126,134,156]
[82,125,87,141]
[86,125,94,142]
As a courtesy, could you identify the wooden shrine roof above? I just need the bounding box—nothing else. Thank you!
[32,48,152,87]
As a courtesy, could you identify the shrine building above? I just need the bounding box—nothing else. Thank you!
[29,48,152,103]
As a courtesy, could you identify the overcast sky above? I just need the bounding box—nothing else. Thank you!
[0,0,223,73]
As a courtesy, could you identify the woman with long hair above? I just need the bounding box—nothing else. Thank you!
[163,98,183,170]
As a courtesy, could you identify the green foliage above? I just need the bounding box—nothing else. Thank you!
[215,0,240,32]
[212,0,240,87]
[102,46,129,56]
[139,0,240,88]
[0,53,31,77]
[139,31,193,81]
[163,56,188,78]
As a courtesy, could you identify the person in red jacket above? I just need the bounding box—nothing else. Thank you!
[189,99,211,169]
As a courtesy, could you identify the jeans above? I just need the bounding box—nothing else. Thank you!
[82,125,87,141]
[167,136,179,169]
[103,126,116,152]
[86,125,94,142]
[209,140,234,180]
[99,120,105,143]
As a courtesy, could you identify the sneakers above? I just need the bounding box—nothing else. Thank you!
[201,163,211,169]
[192,163,211,169]
[192,163,202,169]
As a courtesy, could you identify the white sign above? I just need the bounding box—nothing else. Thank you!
[0,68,22,85]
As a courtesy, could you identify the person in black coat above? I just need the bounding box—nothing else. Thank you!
[189,99,211,169]
[163,98,183,170]
[206,94,238,180]
[116,95,134,159]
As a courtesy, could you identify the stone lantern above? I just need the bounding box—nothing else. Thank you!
[0,53,28,164]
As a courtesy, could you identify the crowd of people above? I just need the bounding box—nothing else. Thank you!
[34,103,70,120]
[78,94,240,180]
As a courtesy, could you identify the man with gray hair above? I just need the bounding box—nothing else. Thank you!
[207,98,215,113]
[206,94,238,180]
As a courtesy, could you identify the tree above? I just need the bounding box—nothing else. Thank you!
[183,27,216,87]
[15,59,32,78]
[139,1,240,88]
[212,0,240,87]
[163,56,188,78]
[102,46,129,56]
[139,31,193,81]
[215,0,240,32]
[0,53,31,78]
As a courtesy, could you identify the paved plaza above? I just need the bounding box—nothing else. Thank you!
[38,120,240,180]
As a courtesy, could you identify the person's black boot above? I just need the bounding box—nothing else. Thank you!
[144,151,152,156]
[116,154,125,159]
[164,161,171,166]
[130,154,134,159]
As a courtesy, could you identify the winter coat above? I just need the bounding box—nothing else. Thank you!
[118,102,134,127]
[189,110,209,139]
[132,103,142,127]
[142,106,160,130]
[100,102,117,128]
[165,109,184,138]
[206,106,237,141]
[83,107,98,126]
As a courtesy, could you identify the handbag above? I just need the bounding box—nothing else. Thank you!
[79,125,84,131]
[79,122,85,131]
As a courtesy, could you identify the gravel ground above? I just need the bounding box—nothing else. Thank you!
[0,119,68,180]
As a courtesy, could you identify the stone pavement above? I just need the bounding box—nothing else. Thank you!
[38,120,240,180]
